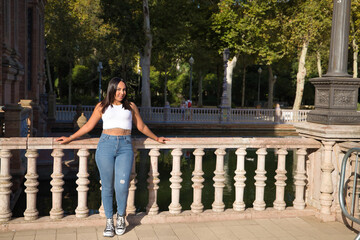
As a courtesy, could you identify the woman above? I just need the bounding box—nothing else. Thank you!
[57,77,168,237]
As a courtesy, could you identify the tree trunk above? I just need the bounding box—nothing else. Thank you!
[293,40,309,110]
[241,64,246,107]
[141,0,152,107]
[198,71,203,107]
[316,50,322,77]
[267,65,276,109]
[226,55,238,107]
[353,38,358,78]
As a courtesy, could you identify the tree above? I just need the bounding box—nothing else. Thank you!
[283,0,332,110]
[45,0,97,104]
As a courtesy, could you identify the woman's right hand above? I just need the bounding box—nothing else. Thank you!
[56,136,73,144]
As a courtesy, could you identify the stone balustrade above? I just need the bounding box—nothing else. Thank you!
[55,105,310,124]
[0,136,349,227]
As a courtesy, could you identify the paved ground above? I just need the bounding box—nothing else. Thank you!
[0,216,356,240]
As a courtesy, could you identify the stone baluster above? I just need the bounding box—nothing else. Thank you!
[253,148,267,211]
[50,149,65,219]
[75,149,90,218]
[0,149,12,222]
[293,148,307,210]
[146,148,160,215]
[169,148,183,214]
[24,149,39,220]
[320,141,335,216]
[233,148,246,211]
[212,148,226,212]
[191,148,205,213]
[98,180,105,217]
[126,150,138,215]
[273,148,288,210]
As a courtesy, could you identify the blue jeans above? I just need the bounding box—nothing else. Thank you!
[95,133,134,218]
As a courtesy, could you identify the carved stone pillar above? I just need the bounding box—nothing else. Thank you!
[294,148,307,210]
[0,149,12,222]
[126,150,138,215]
[24,149,39,220]
[253,148,267,211]
[75,149,90,218]
[169,148,183,214]
[319,141,335,216]
[50,149,64,219]
[191,148,205,213]
[212,148,226,212]
[273,148,288,210]
[146,148,160,215]
[233,148,246,211]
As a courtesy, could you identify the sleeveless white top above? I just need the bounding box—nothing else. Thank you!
[102,104,132,130]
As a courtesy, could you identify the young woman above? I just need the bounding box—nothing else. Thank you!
[57,77,168,237]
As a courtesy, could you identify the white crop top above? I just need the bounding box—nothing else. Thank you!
[102,104,133,130]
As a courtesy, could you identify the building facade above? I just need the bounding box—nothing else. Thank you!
[1,0,47,136]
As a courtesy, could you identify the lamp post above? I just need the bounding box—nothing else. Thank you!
[257,67,262,105]
[189,56,194,101]
[97,62,103,102]
[220,48,230,108]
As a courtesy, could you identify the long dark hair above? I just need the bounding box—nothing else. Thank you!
[100,77,132,113]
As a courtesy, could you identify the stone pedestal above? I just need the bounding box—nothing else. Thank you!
[307,77,360,125]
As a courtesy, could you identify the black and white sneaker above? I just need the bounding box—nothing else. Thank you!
[103,218,115,237]
[115,214,126,235]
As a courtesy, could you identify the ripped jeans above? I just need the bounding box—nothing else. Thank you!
[95,133,134,218]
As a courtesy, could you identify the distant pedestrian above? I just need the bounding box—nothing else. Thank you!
[56,77,169,237]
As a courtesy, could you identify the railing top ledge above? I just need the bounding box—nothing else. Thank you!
[132,136,321,149]
[0,137,321,150]
[0,137,27,149]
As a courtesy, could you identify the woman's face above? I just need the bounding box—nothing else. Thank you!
[114,81,126,104]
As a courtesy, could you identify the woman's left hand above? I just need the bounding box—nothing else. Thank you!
[156,137,169,144]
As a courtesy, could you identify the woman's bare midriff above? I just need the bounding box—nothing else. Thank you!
[102,128,131,136]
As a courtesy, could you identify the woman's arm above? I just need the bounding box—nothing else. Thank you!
[131,102,168,143]
[56,103,103,144]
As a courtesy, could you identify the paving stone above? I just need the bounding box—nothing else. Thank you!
[56,233,76,240]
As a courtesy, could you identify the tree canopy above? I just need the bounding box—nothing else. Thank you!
[44,0,357,108]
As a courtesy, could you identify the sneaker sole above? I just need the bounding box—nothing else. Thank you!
[103,232,115,237]
[115,228,126,235]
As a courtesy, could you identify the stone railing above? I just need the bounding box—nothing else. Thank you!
[55,105,310,124]
[2,136,347,229]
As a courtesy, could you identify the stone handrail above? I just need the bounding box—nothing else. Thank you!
[0,136,323,224]
[55,105,310,124]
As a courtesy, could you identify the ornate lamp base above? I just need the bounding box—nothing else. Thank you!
[307,77,360,125]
